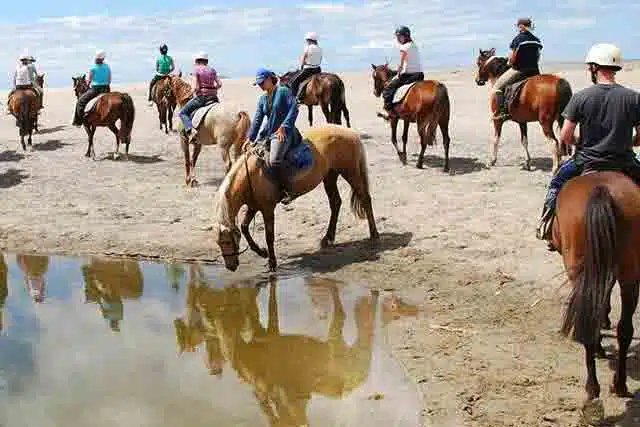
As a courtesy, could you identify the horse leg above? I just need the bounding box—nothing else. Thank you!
[401,120,410,159]
[489,119,504,167]
[439,111,451,173]
[416,118,436,169]
[85,125,96,160]
[181,136,192,186]
[342,102,351,128]
[189,143,203,187]
[320,170,341,248]
[263,211,277,272]
[518,122,531,171]
[390,117,405,164]
[308,105,313,127]
[321,102,331,125]
[541,119,561,174]
[610,280,639,397]
[241,207,268,258]
[108,123,121,160]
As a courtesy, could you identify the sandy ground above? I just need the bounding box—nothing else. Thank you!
[1,63,640,426]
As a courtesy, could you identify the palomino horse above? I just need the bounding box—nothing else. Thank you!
[81,257,144,332]
[371,64,451,171]
[175,274,377,426]
[214,125,379,272]
[150,75,177,134]
[475,48,573,173]
[72,75,135,160]
[279,71,351,127]
[552,171,640,425]
[16,254,49,303]
[167,75,251,186]
[7,77,43,151]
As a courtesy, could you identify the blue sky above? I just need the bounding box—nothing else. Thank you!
[1,0,639,88]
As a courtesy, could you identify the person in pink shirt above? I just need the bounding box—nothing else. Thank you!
[179,51,222,136]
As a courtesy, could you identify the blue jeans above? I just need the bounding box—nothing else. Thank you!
[179,95,217,131]
[544,158,582,210]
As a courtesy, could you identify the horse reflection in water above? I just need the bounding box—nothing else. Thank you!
[81,257,144,332]
[0,254,8,331]
[175,267,386,426]
[16,254,49,303]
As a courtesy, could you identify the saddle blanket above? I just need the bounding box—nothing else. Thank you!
[84,94,106,114]
[503,79,529,112]
[250,138,314,180]
[296,77,314,97]
[191,101,218,129]
[393,82,419,104]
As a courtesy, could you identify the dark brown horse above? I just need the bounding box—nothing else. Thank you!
[551,171,640,425]
[72,74,135,160]
[151,75,176,134]
[475,48,573,173]
[371,64,451,171]
[7,78,43,151]
[279,71,351,127]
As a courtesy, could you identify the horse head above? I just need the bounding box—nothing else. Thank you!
[214,222,242,272]
[72,74,88,98]
[370,63,394,97]
[475,48,504,86]
[36,73,45,88]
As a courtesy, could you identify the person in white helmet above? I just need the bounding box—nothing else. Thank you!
[288,32,323,103]
[72,50,112,126]
[9,52,42,110]
[178,52,222,139]
[536,43,640,246]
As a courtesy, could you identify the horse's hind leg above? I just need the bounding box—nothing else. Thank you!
[489,119,504,167]
[439,111,451,172]
[85,125,96,159]
[189,143,203,187]
[321,102,331,125]
[416,118,437,169]
[308,105,313,127]
[610,280,639,397]
[401,120,410,158]
[540,118,561,174]
[340,167,379,242]
[241,207,268,258]
[181,136,192,186]
[320,170,341,248]
[342,103,351,128]
[518,122,531,171]
[108,123,121,160]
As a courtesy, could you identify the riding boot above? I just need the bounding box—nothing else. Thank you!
[494,91,508,120]
[536,205,556,250]
[275,167,294,205]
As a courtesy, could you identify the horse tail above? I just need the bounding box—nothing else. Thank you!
[434,81,451,124]
[330,77,346,125]
[350,137,371,220]
[119,93,136,140]
[19,93,31,135]
[561,185,619,347]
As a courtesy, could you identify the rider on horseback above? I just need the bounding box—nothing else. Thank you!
[536,43,640,247]
[246,67,302,205]
[493,17,543,120]
[178,52,222,141]
[148,43,175,105]
[381,25,424,117]
[10,52,43,110]
[288,32,323,104]
[72,50,111,127]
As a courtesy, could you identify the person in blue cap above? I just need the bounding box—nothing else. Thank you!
[246,67,302,205]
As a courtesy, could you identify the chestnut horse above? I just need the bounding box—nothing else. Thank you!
[475,48,573,173]
[150,75,176,134]
[371,64,451,172]
[72,75,135,160]
[279,71,351,127]
[167,75,251,186]
[7,75,44,151]
[552,171,640,425]
[214,125,379,272]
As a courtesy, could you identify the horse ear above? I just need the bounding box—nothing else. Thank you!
[489,48,496,55]
[371,63,376,70]
[82,73,86,80]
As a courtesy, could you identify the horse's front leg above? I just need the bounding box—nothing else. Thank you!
[108,123,121,160]
[20,133,26,151]
[308,105,313,127]
[489,118,504,167]
[401,119,410,156]
[181,135,192,186]
[263,211,277,272]
[518,122,531,170]
[189,142,202,187]
[241,207,268,258]
[85,125,96,159]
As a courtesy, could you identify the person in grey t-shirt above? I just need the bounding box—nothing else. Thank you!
[536,43,640,245]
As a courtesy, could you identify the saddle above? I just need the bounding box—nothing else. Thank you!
[392,81,420,104]
[190,100,219,130]
[502,77,530,114]
[248,138,314,181]
[84,94,106,115]
[295,75,316,98]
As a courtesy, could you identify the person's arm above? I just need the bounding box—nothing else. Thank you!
[155,58,160,73]
[194,70,201,92]
[107,65,112,85]
[397,49,408,74]
[300,46,309,68]
[507,36,520,66]
[12,69,16,88]
[278,88,299,138]
[87,69,94,86]
[560,120,578,146]
[215,75,222,89]
[247,99,265,142]
[169,57,175,73]
[559,94,582,146]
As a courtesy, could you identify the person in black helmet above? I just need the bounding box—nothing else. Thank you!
[380,25,424,117]
[148,44,175,104]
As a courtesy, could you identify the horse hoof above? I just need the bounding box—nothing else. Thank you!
[610,382,632,398]
[580,398,604,426]
[268,259,277,272]
[600,318,612,330]
[189,179,199,188]
[320,237,334,248]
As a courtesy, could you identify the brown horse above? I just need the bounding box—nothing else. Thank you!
[475,48,573,173]
[7,80,42,151]
[551,171,640,425]
[371,64,451,171]
[0,254,7,332]
[72,74,135,160]
[279,71,351,127]
[151,75,176,134]
[214,125,379,272]
[167,75,251,186]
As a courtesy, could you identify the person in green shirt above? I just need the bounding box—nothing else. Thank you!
[148,44,175,104]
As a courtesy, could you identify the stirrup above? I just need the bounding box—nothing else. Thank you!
[536,207,554,241]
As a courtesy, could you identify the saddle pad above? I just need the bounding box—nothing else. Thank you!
[249,138,314,181]
[192,102,218,129]
[504,79,528,111]
[84,94,106,114]
[297,77,314,97]
[392,82,419,104]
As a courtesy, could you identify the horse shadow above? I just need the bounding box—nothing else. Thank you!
[0,168,28,188]
[529,157,553,172]
[360,132,373,141]
[103,153,165,164]
[36,125,66,135]
[283,231,413,273]
[33,139,69,152]
[0,150,25,162]
[410,154,487,175]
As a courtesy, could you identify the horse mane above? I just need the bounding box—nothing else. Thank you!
[170,76,194,105]
[483,55,509,76]
[214,153,247,228]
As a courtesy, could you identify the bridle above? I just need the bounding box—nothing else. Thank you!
[476,55,500,85]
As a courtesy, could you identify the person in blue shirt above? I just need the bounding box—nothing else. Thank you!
[246,67,301,204]
[72,50,112,127]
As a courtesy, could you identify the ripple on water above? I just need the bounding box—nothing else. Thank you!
[0,252,423,427]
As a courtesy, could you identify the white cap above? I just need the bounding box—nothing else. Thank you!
[585,43,622,70]
[194,51,208,61]
[305,32,318,41]
[95,50,106,60]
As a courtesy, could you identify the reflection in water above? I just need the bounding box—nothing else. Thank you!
[0,253,424,427]
[0,254,7,331]
[81,257,144,332]
[16,254,49,303]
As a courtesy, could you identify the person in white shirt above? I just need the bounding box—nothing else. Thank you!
[381,25,424,114]
[288,32,323,103]
[9,52,43,109]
